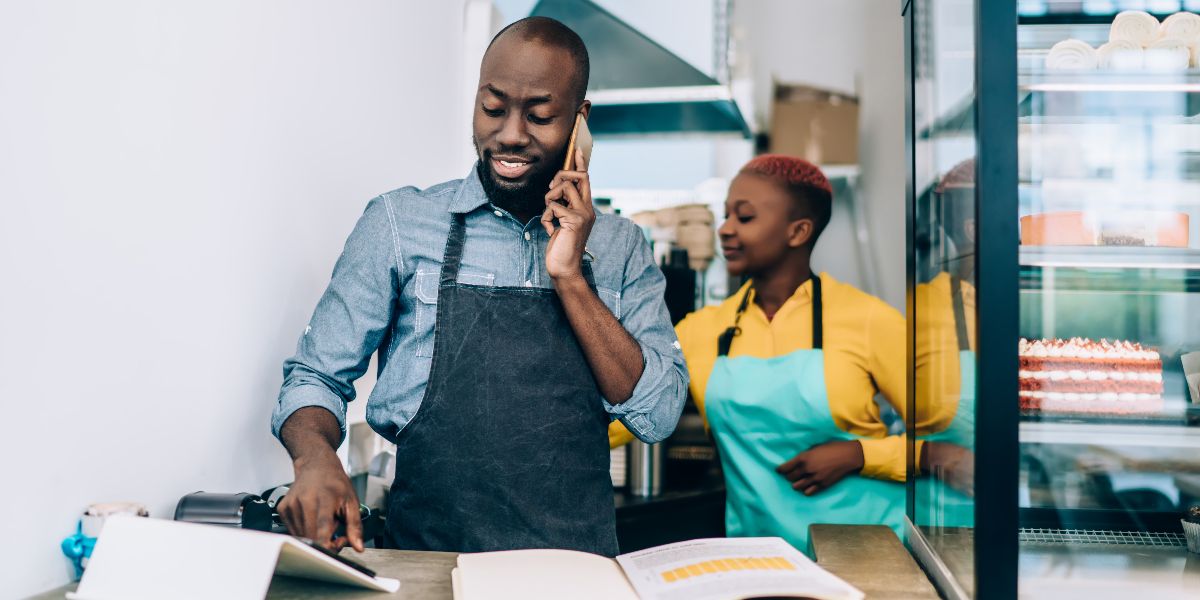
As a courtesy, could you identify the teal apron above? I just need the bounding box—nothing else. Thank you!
[705,277,905,556]
[914,275,976,528]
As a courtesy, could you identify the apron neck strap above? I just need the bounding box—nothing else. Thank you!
[950,275,970,352]
[717,275,823,357]
[811,275,823,350]
[441,213,468,286]
[441,212,599,289]
[717,282,755,356]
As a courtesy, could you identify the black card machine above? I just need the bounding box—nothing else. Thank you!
[173,491,274,531]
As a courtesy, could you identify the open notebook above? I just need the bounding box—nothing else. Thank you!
[66,516,399,600]
[451,537,862,600]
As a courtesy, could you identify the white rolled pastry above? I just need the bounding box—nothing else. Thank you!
[1097,39,1144,69]
[1145,37,1192,70]
[1045,39,1098,71]
[1160,12,1200,45]
[1110,10,1161,46]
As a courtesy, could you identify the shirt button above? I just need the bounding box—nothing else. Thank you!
[524,232,531,241]
[524,280,533,287]
[493,210,503,217]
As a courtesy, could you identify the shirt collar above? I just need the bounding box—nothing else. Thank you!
[728,273,825,321]
[448,162,490,214]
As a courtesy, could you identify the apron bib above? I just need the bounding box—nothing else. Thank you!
[705,277,905,556]
[914,275,976,529]
[384,212,618,556]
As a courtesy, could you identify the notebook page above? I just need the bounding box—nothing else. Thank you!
[615,537,863,600]
[456,549,638,600]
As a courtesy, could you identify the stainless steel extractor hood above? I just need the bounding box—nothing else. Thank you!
[529,0,751,138]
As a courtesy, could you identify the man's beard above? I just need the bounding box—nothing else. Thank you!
[474,140,566,219]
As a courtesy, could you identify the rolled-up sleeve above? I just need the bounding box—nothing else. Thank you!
[600,223,688,444]
[271,196,400,444]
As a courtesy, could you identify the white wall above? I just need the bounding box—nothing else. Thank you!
[0,1,467,597]
[735,1,907,310]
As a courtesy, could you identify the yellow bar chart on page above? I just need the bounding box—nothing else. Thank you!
[660,556,798,583]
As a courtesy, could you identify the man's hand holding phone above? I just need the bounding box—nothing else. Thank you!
[543,113,595,283]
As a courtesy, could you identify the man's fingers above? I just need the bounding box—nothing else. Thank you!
[558,180,585,211]
[344,499,365,552]
[544,199,573,222]
[546,181,584,211]
[549,170,587,189]
[575,148,588,173]
[286,498,309,538]
[541,206,557,237]
[574,151,591,198]
[277,497,298,535]
[549,174,591,212]
[314,506,337,549]
[545,182,565,205]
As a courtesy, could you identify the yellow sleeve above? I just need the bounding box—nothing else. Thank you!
[857,300,920,482]
[608,420,636,448]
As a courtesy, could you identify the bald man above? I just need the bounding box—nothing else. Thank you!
[271,17,686,557]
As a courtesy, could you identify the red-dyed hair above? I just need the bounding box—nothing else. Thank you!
[739,154,834,242]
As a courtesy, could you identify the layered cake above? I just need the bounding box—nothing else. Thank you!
[1019,337,1164,415]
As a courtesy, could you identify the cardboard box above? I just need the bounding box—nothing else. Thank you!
[769,83,859,165]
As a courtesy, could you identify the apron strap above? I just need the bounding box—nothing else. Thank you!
[441,213,467,286]
[717,282,755,357]
[811,275,823,350]
[441,211,599,289]
[717,275,823,356]
[950,275,970,352]
[581,258,598,290]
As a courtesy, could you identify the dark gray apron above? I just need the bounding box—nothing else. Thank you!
[384,212,618,556]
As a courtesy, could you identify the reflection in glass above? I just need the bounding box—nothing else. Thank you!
[910,0,979,594]
[915,159,977,532]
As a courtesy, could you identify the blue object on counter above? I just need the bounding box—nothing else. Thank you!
[61,521,96,579]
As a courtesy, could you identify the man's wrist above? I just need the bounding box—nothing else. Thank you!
[550,270,590,291]
[290,441,340,471]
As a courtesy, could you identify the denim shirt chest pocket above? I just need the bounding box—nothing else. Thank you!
[596,286,622,320]
[413,268,495,357]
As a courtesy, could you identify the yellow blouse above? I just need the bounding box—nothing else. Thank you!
[610,273,912,482]
[913,271,976,440]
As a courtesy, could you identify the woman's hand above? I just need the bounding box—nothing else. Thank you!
[920,440,975,496]
[776,440,865,496]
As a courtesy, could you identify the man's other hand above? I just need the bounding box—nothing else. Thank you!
[277,452,365,552]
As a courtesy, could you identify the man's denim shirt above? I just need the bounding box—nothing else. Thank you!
[272,166,688,445]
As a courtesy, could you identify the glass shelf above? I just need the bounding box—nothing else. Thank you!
[1020,246,1200,270]
[1020,69,1200,93]
[1021,421,1200,449]
[1019,248,1200,291]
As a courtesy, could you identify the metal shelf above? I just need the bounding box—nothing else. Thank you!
[1020,68,1200,93]
[1021,421,1200,448]
[1020,246,1200,270]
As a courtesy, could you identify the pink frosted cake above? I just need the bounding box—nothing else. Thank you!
[1019,337,1164,415]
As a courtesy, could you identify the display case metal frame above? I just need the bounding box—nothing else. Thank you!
[904,1,1020,598]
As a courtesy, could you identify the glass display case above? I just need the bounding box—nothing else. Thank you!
[907,1,1200,598]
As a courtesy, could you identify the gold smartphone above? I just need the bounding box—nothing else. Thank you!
[562,112,593,171]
